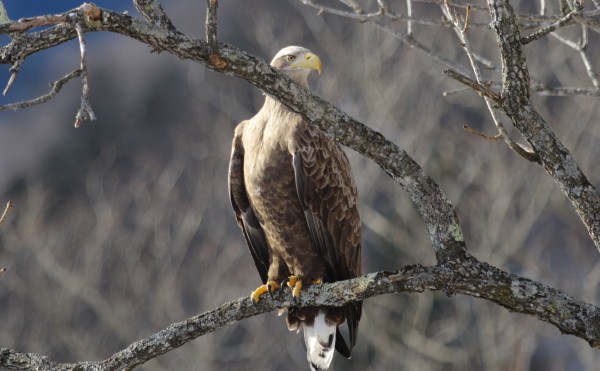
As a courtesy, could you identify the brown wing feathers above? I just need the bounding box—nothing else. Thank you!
[229,128,270,283]
[292,127,362,355]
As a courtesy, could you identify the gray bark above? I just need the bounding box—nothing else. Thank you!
[1,1,599,370]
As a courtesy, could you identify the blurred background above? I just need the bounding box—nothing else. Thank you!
[1,0,599,370]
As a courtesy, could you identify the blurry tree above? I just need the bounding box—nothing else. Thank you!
[1,0,600,370]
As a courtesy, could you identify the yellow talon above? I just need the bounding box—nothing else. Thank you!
[283,276,322,303]
[292,279,303,300]
[251,285,268,303]
[286,275,298,288]
[251,280,281,303]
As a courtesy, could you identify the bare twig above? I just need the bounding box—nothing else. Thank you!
[205,0,226,70]
[0,70,82,112]
[540,0,546,15]
[544,18,600,95]
[0,200,11,277]
[73,23,95,128]
[444,69,500,101]
[443,2,540,163]
[339,0,363,13]
[374,23,473,75]
[531,84,600,96]
[0,2,101,33]
[0,3,101,101]
[2,59,20,96]
[463,125,502,140]
[464,121,543,165]
[307,0,487,27]
[205,0,218,50]
[0,201,12,225]
[442,86,471,96]
[579,48,600,90]
[0,13,68,34]
[406,0,413,35]
[133,0,176,31]
[550,30,581,49]
[521,2,583,44]
[463,5,471,32]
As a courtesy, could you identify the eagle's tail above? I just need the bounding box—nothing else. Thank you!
[303,309,336,371]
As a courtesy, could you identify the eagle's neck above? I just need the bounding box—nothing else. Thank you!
[254,96,305,147]
[261,95,301,123]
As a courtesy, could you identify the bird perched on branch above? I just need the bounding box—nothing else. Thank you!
[228,46,362,370]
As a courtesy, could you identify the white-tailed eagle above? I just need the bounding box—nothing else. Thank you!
[228,46,362,371]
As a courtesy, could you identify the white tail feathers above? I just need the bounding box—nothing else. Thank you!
[304,310,336,371]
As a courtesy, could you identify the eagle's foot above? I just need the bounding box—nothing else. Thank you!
[282,276,323,304]
[290,278,303,304]
[251,280,281,303]
[281,275,298,289]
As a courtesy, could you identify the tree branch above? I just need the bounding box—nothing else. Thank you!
[520,1,583,44]
[487,0,600,251]
[2,2,600,369]
[0,200,12,225]
[0,70,82,111]
[2,258,599,370]
[73,22,95,127]
[133,0,176,32]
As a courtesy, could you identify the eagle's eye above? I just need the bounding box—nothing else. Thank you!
[286,55,296,62]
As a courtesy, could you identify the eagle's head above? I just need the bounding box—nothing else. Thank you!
[270,46,322,87]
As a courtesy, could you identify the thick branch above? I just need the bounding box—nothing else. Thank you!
[487,0,600,250]
[2,258,599,370]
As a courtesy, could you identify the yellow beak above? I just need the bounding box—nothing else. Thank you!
[291,52,322,75]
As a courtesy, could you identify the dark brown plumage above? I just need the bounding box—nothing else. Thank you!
[228,46,362,370]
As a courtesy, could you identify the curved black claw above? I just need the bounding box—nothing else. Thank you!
[280,277,291,289]
[267,282,278,299]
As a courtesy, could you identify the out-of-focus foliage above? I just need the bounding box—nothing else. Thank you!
[0,1,599,370]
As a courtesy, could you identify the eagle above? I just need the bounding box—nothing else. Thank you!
[228,46,362,371]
